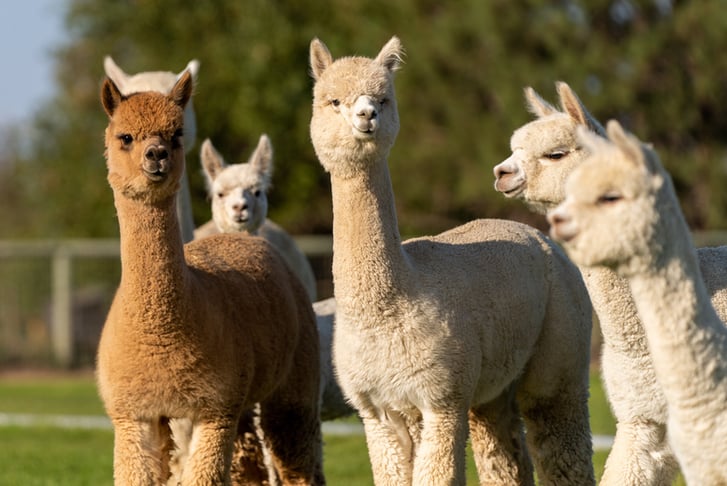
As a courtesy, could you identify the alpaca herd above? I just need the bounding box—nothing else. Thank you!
[94,37,724,486]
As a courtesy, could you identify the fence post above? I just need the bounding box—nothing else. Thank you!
[51,245,73,367]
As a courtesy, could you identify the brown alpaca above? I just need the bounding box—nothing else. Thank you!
[96,71,325,485]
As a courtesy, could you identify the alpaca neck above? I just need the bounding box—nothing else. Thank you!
[627,241,727,415]
[329,155,409,316]
[114,192,188,333]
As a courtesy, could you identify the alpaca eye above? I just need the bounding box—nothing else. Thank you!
[216,192,224,199]
[118,134,133,146]
[253,189,262,197]
[546,151,568,160]
[598,192,622,204]
[172,129,184,149]
[379,98,388,105]
[331,99,340,107]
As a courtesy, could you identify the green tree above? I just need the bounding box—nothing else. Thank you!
[3,0,727,238]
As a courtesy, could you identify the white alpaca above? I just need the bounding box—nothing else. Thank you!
[310,37,595,485]
[103,56,199,243]
[194,135,353,421]
[548,120,727,485]
[194,135,318,302]
[96,71,324,485]
[494,82,727,484]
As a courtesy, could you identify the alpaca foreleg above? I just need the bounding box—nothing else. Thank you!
[521,392,595,486]
[468,391,535,485]
[180,418,237,486]
[360,412,414,486]
[112,417,170,485]
[412,408,469,486]
[600,420,679,486]
[260,400,325,486]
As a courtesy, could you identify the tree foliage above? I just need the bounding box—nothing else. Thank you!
[3,0,727,238]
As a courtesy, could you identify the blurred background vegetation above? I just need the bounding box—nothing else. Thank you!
[1,0,726,239]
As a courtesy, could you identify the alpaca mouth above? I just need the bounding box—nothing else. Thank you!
[352,127,375,140]
[143,171,166,182]
[494,177,525,198]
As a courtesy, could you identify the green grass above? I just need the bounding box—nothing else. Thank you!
[0,370,683,484]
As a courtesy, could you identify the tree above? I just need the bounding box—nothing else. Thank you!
[3,0,727,239]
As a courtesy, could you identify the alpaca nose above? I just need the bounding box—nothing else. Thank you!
[145,145,169,162]
[356,104,377,121]
[493,160,518,180]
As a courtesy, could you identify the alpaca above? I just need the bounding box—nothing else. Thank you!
[309,37,595,485]
[493,82,727,485]
[194,135,318,302]
[195,134,353,425]
[548,120,727,485]
[96,70,325,485]
[103,56,199,243]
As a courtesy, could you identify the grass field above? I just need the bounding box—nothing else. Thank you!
[0,369,683,484]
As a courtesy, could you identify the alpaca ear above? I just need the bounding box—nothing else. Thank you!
[250,134,274,187]
[170,70,193,109]
[101,77,125,118]
[179,59,200,85]
[200,138,226,183]
[524,86,557,118]
[557,81,606,136]
[606,120,645,169]
[310,38,334,81]
[103,56,129,93]
[375,36,404,72]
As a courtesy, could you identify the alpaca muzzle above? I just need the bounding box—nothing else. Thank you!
[142,144,172,181]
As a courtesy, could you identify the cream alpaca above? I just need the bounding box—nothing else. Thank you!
[549,120,727,485]
[103,56,199,243]
[310,37,594,485]
[96,71,324,485]
[195,136,353,420]
[195,135,318,302]
[494,82,727,485]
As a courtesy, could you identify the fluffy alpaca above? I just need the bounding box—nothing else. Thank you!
[548,120,727,485]
[103,56,199,243]
[194,135,318,302]
[494,82,727,485]
[96,71,324,485]
[195,136,353,420]
[309,37,595,485]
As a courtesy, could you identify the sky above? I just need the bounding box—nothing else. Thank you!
[0,1,66,127]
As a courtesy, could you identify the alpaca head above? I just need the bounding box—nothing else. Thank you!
[309,37,403,178]
[200,135,273,235]
[494,82,606,214]
[547,120,673,277]
[101,70,193,203]
[103,56,199,153]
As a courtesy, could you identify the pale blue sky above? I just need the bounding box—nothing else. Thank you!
[0,1,65,126]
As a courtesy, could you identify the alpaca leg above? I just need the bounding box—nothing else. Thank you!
[230,406,276,486]
[260,400,325,485]
[111,417,169,485]
[411,408,469,486]
[180,418,237,486]
[468,390,534,485]
[520,392,595,486]
[600,420,679,486]
[358,411,414,486]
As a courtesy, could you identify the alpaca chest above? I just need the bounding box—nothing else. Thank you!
[333,318,472,411]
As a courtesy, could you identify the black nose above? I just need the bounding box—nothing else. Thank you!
[145,145,169,162]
